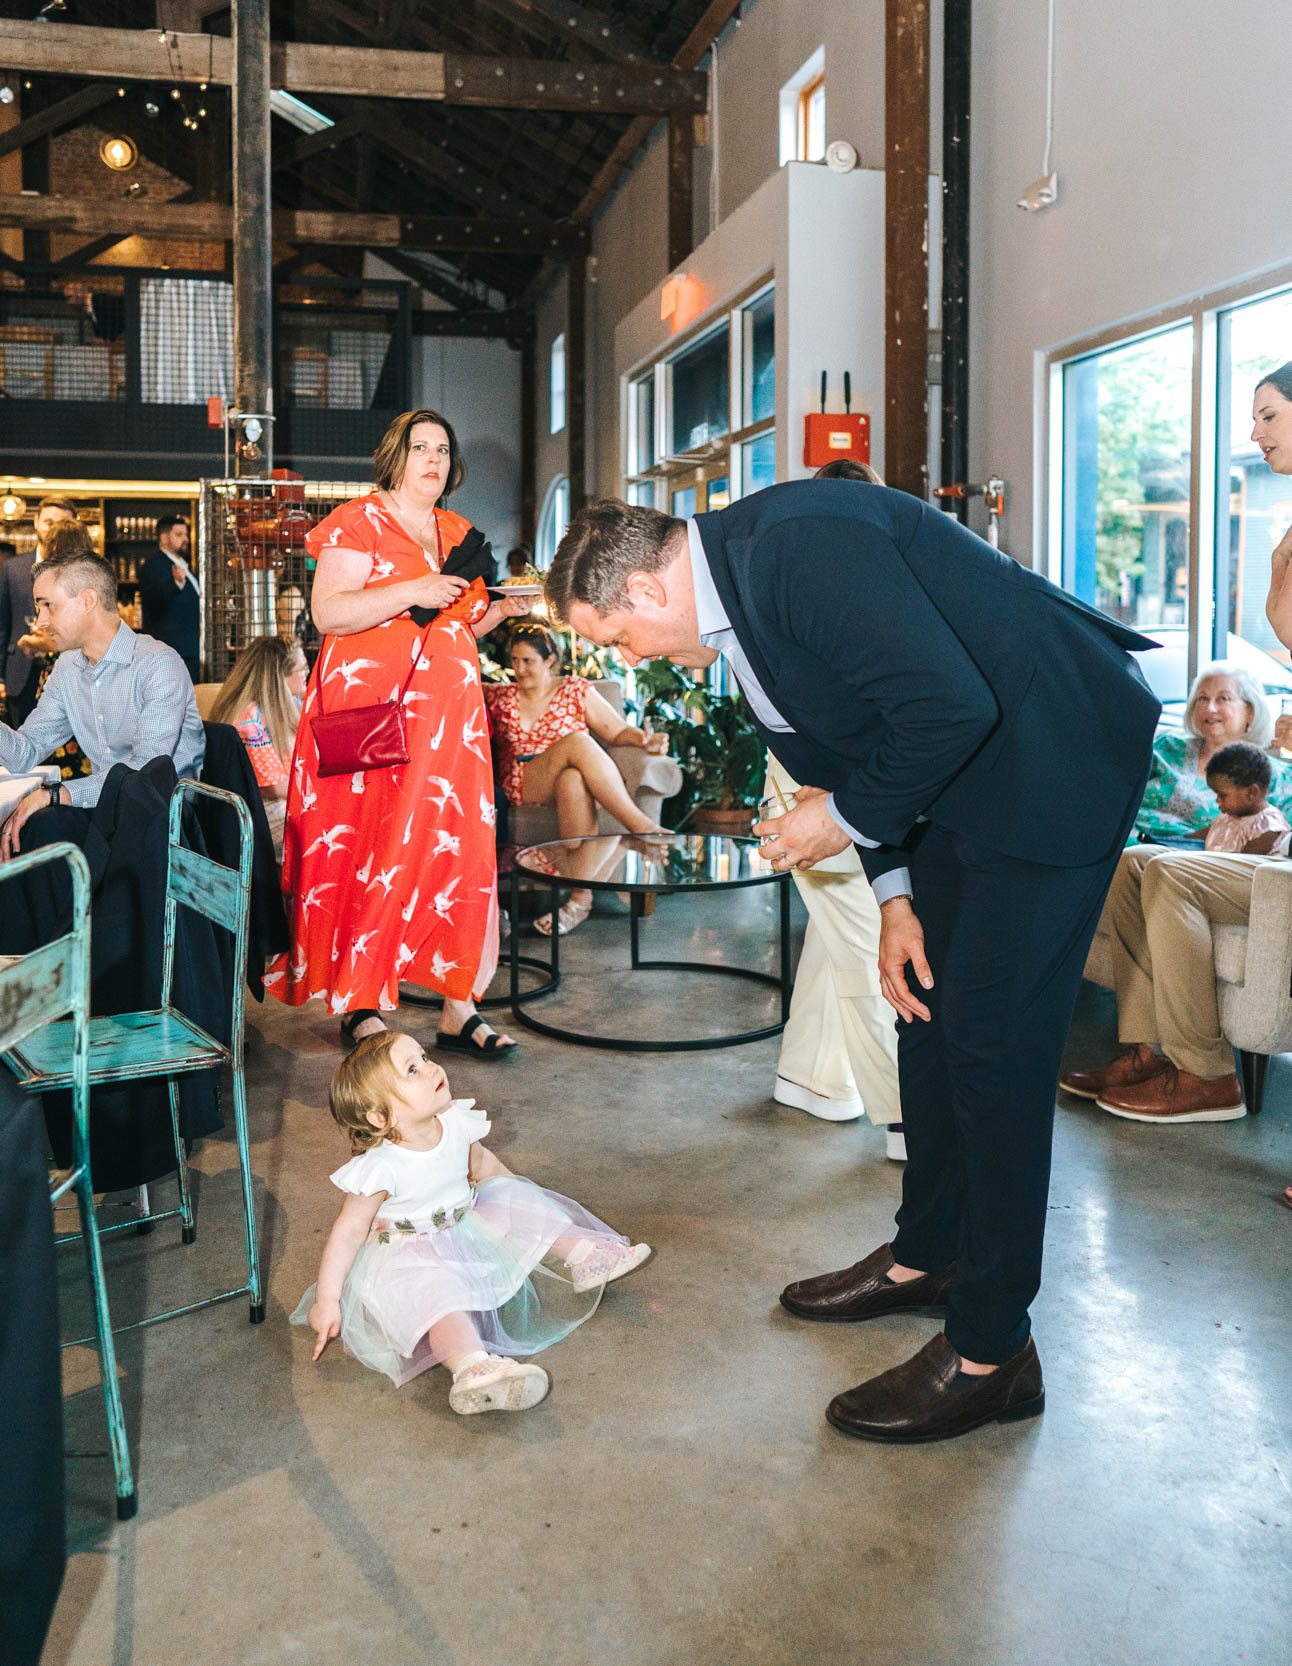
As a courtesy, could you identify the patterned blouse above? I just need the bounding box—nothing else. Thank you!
[1135,730,1292,842]
[233,700,290,790]
[484,676,590,805]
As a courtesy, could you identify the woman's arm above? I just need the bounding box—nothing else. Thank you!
[470,593,533,639]
[467,1141,513,1182]
[1267,525,1292,648]
[307,1189,384,1359]
[584,684,669,752]
[309,545,468,638]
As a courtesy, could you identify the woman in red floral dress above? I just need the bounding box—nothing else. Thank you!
[266,409,528,1051]
[485,621,668,934]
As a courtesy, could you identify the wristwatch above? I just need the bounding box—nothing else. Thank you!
[46,783,61,808]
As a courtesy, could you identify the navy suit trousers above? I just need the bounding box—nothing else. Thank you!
[889,825,1126,1363]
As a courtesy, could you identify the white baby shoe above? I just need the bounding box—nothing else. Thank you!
[564,1239,652,1294]
[448,1353,549,1415]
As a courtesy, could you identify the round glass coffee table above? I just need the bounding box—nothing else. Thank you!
[508,833,792,1051]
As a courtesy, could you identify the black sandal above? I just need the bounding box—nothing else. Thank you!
[435,1013,517,1060]
[340,1009,386,1050]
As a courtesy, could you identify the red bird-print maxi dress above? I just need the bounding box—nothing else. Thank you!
[265,495,500,1014]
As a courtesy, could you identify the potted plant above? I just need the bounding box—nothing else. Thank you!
[631,660,764,833]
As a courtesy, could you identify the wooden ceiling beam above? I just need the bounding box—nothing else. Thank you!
[470,0,653,63]
[0,192,583,255]
[571,0,742,225]
[0,22,705,112]
[271,113,365,173]
[0,84,121,162]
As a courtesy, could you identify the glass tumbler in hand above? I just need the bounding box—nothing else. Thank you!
[757,788,798,865]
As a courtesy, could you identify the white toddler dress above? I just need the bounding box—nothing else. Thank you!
[291,1100,628,1386]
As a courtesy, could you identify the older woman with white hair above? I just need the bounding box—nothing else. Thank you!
[1134,661,1292,843]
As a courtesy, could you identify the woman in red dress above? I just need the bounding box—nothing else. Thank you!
[485,622,668,934]
[266,409,527,1051]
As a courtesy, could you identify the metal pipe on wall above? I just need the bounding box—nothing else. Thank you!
[884,0,931,498]
[232,0,272,478]
[940,0,972,521]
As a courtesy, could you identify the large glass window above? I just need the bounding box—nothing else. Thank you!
[1060,325,1192,631]
[671,326,730,454]
[535,475,569,570]
[550,332,566,434]
[742,289,774,426]
[740,431,776,496]
[1217,290,1292,664]
[629,373,655,473]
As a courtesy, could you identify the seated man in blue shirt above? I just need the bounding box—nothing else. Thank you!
[0,549,205,858]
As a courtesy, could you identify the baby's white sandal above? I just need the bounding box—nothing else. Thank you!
[449,1354,549,1415]
[564,1239,652,1294]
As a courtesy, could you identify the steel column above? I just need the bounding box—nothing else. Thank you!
[884,0,931,497]
[940,0,971,520]
[232,0,273,477]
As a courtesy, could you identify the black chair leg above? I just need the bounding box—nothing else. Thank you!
[1238,1050,1268,1114]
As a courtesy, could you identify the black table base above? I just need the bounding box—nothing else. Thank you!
[509,868,791,1052]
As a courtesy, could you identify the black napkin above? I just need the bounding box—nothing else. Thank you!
[408,527,497,625]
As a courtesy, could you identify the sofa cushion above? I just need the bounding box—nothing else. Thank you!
[1213,925,1248,987]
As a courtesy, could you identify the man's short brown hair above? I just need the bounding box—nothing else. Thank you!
[37,550,118,613]
[36,495,77,518]
[372,408,465,497]
[544,499,685,623]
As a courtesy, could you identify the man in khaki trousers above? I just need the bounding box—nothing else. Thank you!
[1059,844,1281,1122]
[766,753,902,1148]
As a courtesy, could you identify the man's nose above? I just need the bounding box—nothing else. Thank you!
[619,648,642,668]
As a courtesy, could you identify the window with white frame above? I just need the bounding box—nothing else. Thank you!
[535,474,569,570]
[779,48,825,166]
[623,281,774,515]
[1051,275,1292,710]
[550,332,566,434]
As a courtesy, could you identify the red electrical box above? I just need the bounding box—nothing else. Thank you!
[804,411,870,468]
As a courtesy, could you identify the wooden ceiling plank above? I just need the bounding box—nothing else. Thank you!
[470,0,653,63]
[0,84,121,162]
[0,22,704,112]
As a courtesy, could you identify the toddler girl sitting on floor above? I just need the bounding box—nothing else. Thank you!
[293,1031,650,1414]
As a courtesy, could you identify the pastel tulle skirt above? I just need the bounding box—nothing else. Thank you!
[290,1175,627,1387]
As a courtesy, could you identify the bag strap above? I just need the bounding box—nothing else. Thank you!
[314,635,423,718]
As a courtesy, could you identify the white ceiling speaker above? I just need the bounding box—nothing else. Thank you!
[825,139,858,174]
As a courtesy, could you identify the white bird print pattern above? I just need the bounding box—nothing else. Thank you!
[268,494,500,1014]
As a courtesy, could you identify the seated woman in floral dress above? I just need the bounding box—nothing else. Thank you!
[484,622,668,935]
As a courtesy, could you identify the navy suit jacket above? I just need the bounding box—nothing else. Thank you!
[0,550,38,701]
[694,480,1161,886]
[138,551,200,662]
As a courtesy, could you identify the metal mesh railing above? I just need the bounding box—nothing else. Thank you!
[199,477,369,680]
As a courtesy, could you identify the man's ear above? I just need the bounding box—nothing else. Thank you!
[625,569,667,609]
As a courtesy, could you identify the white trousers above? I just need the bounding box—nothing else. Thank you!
[767,755,901,1125]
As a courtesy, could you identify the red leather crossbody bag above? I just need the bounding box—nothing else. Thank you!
[311,647,420,777]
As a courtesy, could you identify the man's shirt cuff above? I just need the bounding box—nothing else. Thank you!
[825,793,880,848]
[870,868,914,905]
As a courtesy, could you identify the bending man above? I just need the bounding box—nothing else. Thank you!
[546,483,1158,1445]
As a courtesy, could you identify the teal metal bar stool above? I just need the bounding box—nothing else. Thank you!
[6,779,264,1335]
[0,841,137,1520]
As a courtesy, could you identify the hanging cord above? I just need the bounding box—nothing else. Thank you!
[1041,0,1056,177]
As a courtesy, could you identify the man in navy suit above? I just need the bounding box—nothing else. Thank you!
[547,482,1159,1444]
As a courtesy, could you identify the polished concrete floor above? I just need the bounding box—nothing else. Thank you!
[43,887,1292,1666]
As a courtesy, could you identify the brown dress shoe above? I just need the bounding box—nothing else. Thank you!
[1097,1065,1245,1123]
[1059,1045,1169,1101]
[780,1243,955,1322]
[826,1333,1044,1443]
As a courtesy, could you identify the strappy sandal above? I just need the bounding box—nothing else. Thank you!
[435,1013,517,1059]
[340,1009,386,1050]
[535,895,593,936]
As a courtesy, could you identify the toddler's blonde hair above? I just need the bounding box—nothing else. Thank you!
[329,1032,407,1152]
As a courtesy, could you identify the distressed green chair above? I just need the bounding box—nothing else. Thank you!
[6,780,264,1341]
[0,841,137,1520]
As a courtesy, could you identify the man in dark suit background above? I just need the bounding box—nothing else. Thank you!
[0,495,76,727]
[547,481,1159,1444]
[138,514,199,682]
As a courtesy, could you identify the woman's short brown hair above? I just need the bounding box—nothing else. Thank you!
[372,409,466,497]
[329,1031,406,1152]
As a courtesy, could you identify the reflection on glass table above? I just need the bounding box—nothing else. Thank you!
[509,834,791,1052]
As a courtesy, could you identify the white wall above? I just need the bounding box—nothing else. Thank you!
[412,334,523,554]
[970,0,1292,559]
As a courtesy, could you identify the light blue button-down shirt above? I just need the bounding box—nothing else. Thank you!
[0,622,205,807]
[686,520,912,902]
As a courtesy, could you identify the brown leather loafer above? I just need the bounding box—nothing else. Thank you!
[1059,1045,1168,1100]
[780,1243,955,1322]
[1097,1065,1245,1123]
[826,1333,1044,1443]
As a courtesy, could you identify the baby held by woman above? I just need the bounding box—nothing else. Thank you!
[293,1032,649,1414]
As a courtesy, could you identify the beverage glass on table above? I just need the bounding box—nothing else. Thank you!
[1280,696,1292,760]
